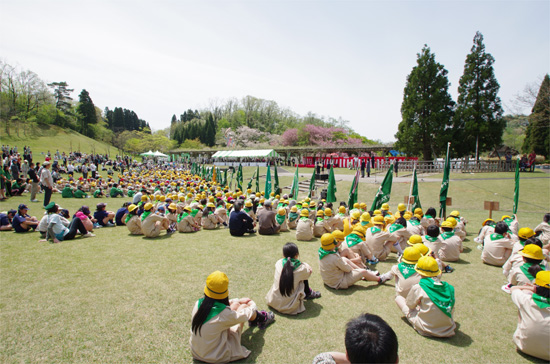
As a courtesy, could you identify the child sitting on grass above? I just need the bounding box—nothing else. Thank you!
[378,246,422,299]
[190,271,274,363]
[266,242,321,315]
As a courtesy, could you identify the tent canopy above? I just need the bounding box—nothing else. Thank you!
[212,149,280,158]
[153,150,168,157]
[140,150,155,156]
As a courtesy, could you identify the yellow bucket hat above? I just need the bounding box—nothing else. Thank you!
[324,208,333,217]
[332,230,345,241]
[535,271,550,288]
[278,208,286,216]
[518,227,535,240]
[402,246,422,264]
[321,233,336,251]
[381,203,390,210]
[350,211,361,220]
[397,203,406,212]
[408,234,423,245]
[519,245,544,260]
[300,209,310,217]
[415,256,441,277]
[204,271,229,300]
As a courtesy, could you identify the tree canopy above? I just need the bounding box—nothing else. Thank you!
[523,74,550,157]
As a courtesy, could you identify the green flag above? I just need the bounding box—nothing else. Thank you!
[411,168,422,211]
[348,169,360,209]
[370,164,394,211]
[247,169,256,190]
[265,165,272,197]
[236,164,243,191]
[307,168,316,198]
[229,168,235,190]
[273,165,280,195]
[327,165,337,203]
[255,165,260,193]
[290,166,299,200]
[513,159,520,214]
[439,143,451,218]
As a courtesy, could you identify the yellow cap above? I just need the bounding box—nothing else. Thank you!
[204,271,229,299]
[403,212,412,220]
[398,203,406,212]
[408,235,423,245]
[302,202,309,208]
[360,212,371,222]
[245,200,253,207]
[351,211,361,220]
[300,209,310,217]
[352,226,366,237]
[168,203,177,210]
[339,206,346,214]
[445,218,457,227]
[381,203,390,210]
[415,256,441,277]
[373,209,382,216]
[519,245,544,260]
[278,208,286,216]
[501,215,512,221]
[402,246,422,264]
[310,201,316,207]
[290,206,298,213]
[324,208,332,217]
[414,208,423,215]
[518,227,535,240]
[482,218,494,226]
[353,203,360,209]
[450,210,460,217]
[316,210,324,217]
[128,204,138,213]
[332,230,345,241]
[206,202,215,208]
[373,215,385,225]
[144,203,153,211]
[384,215,395,225]
[359,202,366,210]
[141,195,148,202]
[160,196,166,202]
[535,271,550,288]
[441,221,454,228]
[414,243,431,256]
[321,233,336,251]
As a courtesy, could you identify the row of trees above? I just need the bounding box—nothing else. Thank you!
[171,113,217,147]
[396,32,506,160]
[104,107,149,133]
[522,75,549,158]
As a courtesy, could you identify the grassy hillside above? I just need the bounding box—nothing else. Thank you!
[0,123,119,158]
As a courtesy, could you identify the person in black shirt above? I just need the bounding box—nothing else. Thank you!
[229,201,256,236]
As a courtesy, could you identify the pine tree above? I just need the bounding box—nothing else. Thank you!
[523,74,550,157]
[453,31,504,159]
[76,89,97,137]
[395,45,455,160]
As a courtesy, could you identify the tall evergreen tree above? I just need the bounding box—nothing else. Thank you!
[395,45,455,160]
[453,31,504,159]
[76,89,96,137]
[523,74,549,157]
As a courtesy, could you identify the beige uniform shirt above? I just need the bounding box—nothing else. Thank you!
[423,236,444,259]
[407,221,424,236]
[481,234,514,266]
[126,215,143,235]
[365,227,391,260]
[405,283,456,337]
[343,237,372,262]
[215,207,228,224]
[190,299,257,364]
[141,214,165,238]
[314,220,331,237]
[244,208,256,221]
[202,213,219,230]
[167,212,178,224]
[177,214,198,233]
[296,218,314,241]
[287,215,299,230]
[508,265,534,286]
[265,259,312,315]
[439,234,463,262]
[332,214,345,231]
[534,222,550,245]
[387,264,421,298]
[325,216,340,232]
[387,227,412,251]
[279,218,289,232]
[511,290,550,361]
[318,253,363,289]
[475,225,494,243]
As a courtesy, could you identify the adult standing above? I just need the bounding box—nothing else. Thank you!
[27,162,40,202]
[528,151,536,172]
[40,161,54,207]
[360,159,366,178]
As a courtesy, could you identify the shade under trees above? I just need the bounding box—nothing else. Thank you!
[395,45,455,160]
[522,74,550,157]
[452,31,504,159]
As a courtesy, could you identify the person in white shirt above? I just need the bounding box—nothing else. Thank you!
[40,161,54,207]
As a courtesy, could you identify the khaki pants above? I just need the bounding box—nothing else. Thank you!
[30,182,39,200]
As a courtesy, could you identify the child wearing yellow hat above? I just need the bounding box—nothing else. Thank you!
[296,209,314,241]
[342,227,379,266]
[190,271,275,363]
[214,200,229,227]
[501,214,519,236]
[177,206,201,233]
[509,270,550,361]
[140,203,172,238]
[331,205,347,231]
[365,215,392,261]
[437,222,463,262]
[395,256,456,338]
[318,233,388,289]
[202,202,225,230]
[331,230,366,269]
[313,209,331,238]
[474,218,496,244]
[503,231,541,279]
[343,210,361,237]
[379,246,422,299]
[502,244,547,293]
[265,242,320,315]
[287,206,300,230]
[275,208,289,232]
[124,204,143,235]
[386,217,411,256]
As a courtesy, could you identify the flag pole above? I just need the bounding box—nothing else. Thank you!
[407,162,416,211]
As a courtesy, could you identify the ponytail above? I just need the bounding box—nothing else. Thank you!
[278,242,299,297]
[191,295,230,335]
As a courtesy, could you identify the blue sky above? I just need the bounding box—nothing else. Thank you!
[1,0,548,142]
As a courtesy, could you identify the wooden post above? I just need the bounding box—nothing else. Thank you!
[404,196,415,204]
[446,197,452,206]
[484,201,500,219]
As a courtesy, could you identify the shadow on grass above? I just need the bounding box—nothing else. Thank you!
[399,318,473,347]
[516,348,548,363]
[141,233,174,240]
[325,281,385,296]
[237,326,267,363]
[462,246,472,254]
[272,300,323,320]
[451,258,471,265]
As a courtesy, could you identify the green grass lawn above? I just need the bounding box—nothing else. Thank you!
[0,172,549,363]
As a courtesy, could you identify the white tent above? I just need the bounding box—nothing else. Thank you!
[140,150,155,156]
[212,149,279,158]
[153,150,168,157]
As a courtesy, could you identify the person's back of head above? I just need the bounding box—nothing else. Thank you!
[345,313,398,364]
[494,221,508,235]
[544,213,550,223]
[233,201,242,212]
[427,225,439,237]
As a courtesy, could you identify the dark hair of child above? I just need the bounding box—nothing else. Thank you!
[345,313,399,364]
[427,225,440,237]
[425,207,437,217]
[494,221,509,235]
[279,242,300,297]
[395,217,406,226]
[524,237,543,248]
[191,295,231,335]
